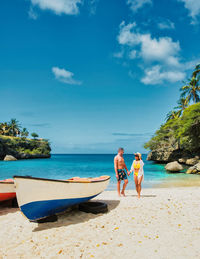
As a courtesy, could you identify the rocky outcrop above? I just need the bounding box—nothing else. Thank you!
[0,135,51,161]
[19,153,50,159]
[186,162,200,174]
[4,155,17,161]
[145,103,200,165]
[185,157,199,166]
[147,149,192,163]
[165,161,183,172]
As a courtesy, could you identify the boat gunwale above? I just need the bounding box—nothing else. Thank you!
[13,175,111,184]
[0,181,14,185]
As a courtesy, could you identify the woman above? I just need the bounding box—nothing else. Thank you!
[130,152,144,198]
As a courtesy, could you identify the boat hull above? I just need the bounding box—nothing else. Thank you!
[0,180,16,202]
[14,176,110,221]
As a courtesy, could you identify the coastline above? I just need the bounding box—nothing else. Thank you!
[1,187,200,258]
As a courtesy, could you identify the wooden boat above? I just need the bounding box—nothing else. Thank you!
[0,179,16,202]
[14,175,110,221]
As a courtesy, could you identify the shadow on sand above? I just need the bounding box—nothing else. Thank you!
[33,199,120,232]
[0,199,19,216]
[126,194,157,198]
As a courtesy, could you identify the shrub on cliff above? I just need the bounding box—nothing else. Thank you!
[0,135,51,159]
[144,103,200,153]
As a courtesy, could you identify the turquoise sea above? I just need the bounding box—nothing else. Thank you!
[0,154,200,190]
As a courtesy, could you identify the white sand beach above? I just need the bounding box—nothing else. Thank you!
[0,187,200,259]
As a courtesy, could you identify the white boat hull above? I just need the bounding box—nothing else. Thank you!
[14,176,110,221]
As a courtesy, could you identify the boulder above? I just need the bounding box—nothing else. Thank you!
[178,158,187,164]
[185,157,199,166]
[4,155,17,161]
[165,161,183,172]
[186,162,200,174]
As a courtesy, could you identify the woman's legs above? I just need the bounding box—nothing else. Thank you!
[134,174,138,194]
[137,175,143,198]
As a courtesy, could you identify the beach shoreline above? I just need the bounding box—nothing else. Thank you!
[0,187,200,258]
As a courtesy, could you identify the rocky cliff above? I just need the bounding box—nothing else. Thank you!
[0,135,51,160]
[145,103,200,163]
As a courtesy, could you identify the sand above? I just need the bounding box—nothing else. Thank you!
[0,187,200,259]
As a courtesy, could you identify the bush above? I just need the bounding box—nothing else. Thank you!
[144,103,200,153]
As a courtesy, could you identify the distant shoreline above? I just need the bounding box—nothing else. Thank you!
[51,153,149,155]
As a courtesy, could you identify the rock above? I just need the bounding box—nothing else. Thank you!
[165,161,183,172]
[178,158,187,164]
[4,155,17,161]
[147,149,192,163]
[185,157,199,166]
[186,162,200,174]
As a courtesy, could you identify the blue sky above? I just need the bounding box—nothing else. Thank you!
[0,0,200,154]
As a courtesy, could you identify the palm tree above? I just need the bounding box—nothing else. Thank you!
[180,64,200,103]
[0,122,10,135]
[31,132,39,139]
[192,64,200,78]
[21,128,29,138]
[8,119,21,137]
[174,97,189,115]
[166,110,181,121]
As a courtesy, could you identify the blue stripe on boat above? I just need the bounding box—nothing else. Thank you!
[20,194,99,221]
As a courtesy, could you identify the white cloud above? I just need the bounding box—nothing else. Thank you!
[117,21,139,46]
[28,6,38,19]
[127,0,152,12]
[140,34,180,66]
[157,19,175,30]
[30,0,82,16]
[115,21,197,85]
[113,50,124,58]
[89,0,99,15]
[179,0,200,23]
[182,58,200,70]
[118,21,181,67]
[129,50,137,59]
[52,67,82,85]
[141,65,186,85]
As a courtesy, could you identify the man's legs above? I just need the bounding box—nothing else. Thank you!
[121,179,128,196]
[117,180,121,196]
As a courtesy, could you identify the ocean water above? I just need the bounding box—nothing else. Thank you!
[0,154,200,190]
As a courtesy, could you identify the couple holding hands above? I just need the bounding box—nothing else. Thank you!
[114,147,144,198]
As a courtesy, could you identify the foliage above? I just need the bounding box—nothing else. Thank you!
[0,119,30,138]
[31,132,39,139]
[144,103,200,152]
[180,64,200,103]
[145,64,200,153]
[165,64,200,122]
[21,128,29,138]
[0,135,51,159]
[0,119,50,159]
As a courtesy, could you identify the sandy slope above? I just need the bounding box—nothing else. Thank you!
[0,187,200,259]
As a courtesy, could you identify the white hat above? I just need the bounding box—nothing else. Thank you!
[134,152,142,159]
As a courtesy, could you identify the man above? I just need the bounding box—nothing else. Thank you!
[114,147,129,197]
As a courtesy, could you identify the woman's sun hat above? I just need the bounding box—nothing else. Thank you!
[134,152,142,159]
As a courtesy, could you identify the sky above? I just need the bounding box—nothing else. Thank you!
[0,0,200,154]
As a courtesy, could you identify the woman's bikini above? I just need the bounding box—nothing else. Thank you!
[133,160,140,177]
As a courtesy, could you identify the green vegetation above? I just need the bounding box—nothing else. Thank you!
[31,132,39,139]
[144,103,200,152]
[0,119,51,160]
[145,64,200,154]
[0,118,41,140]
